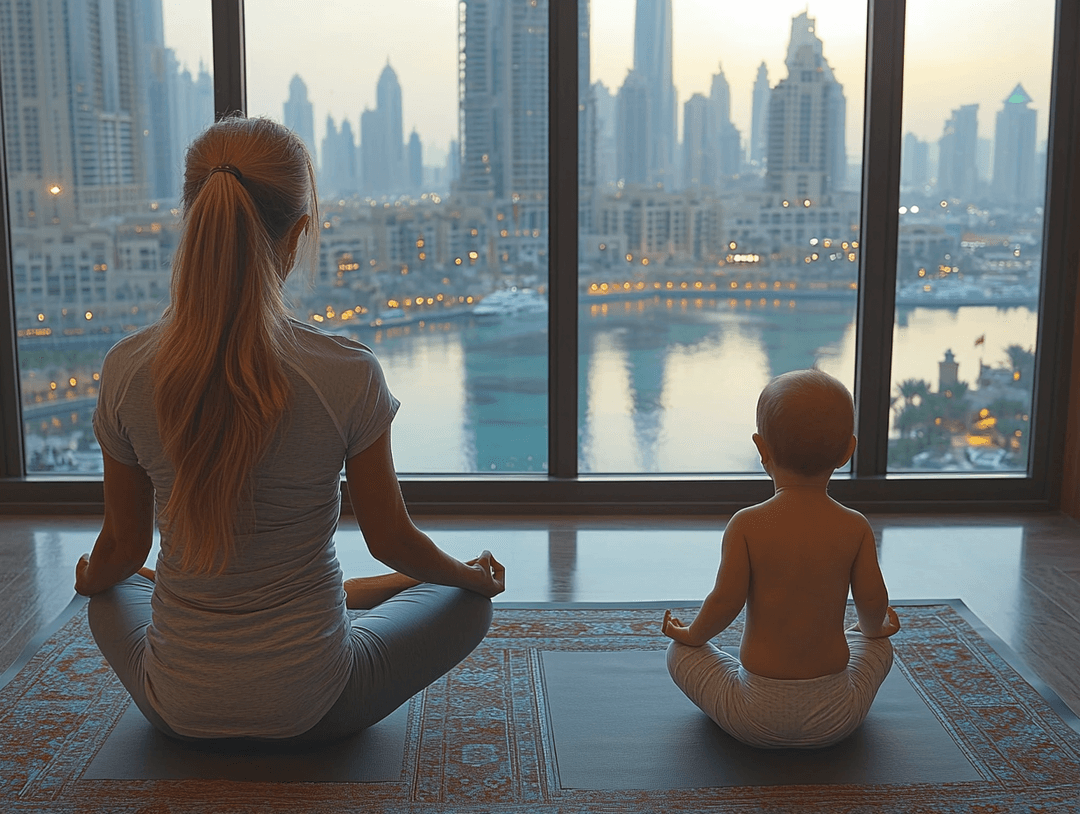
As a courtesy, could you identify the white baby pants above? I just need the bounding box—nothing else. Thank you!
[666,631,894,749]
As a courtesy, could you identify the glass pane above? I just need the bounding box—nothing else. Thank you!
[580,2,865,473]
[888,0,1052,472]
[245,3,550,474]
[7,1,213,473]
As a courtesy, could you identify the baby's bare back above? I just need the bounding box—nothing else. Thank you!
[735,492,870,679]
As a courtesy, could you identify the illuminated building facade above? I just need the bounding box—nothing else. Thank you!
[765,11,847,202]
[992,84,1039,205]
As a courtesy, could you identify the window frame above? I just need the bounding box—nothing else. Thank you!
[0,0,1078,514]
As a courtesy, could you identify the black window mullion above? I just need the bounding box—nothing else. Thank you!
[853,0,906,477]
[211,0,246,118]
[1029,0,1080,497]
[0,60,23,478]
[547,0,579,479]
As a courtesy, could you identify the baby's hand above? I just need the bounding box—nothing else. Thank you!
[877,606,901,637]
[854,606,900,637]
[662,610,698,646]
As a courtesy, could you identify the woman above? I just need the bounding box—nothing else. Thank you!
[74,116,504,743]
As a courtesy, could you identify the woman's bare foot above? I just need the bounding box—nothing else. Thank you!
[344,573,421,609]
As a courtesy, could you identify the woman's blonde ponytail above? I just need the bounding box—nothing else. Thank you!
[152,117,318,573]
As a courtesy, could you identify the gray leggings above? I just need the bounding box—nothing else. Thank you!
[87,575,492,744]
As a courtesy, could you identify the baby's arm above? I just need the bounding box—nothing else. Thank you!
[849,520,900,637]
[662,516,750,646]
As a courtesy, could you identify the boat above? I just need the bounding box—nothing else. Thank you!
[472,287,548,317]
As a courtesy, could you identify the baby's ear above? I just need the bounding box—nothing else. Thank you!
[752,433,770,464]
[837,435,857,467]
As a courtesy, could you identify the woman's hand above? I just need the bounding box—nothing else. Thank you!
[661,610,699,646]
[74,553,92,596]
[465,551,505,598]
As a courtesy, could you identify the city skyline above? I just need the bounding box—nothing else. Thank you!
[2,0,1049,477]
[163,0,1054,163]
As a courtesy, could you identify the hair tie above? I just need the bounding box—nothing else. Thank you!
[208,164,243,180]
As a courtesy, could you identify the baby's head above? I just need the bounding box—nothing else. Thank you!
[755,369,855,477]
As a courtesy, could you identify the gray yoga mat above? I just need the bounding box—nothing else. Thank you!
[541,649,981,790]
[83,701,409,782]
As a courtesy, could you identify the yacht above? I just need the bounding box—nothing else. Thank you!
[472,287,548,317]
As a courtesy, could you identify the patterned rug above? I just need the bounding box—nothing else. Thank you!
[2,600,1079,813]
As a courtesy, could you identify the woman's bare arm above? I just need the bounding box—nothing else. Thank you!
[345,428,504,598]
[75,453,155,596]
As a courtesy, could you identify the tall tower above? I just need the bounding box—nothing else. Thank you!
[682,94,711,189]
[579,0,597,233]
[749,62,770,167]
[938,104,979,201]
[408,129,423,190]
[709,65,741,178]
[616,71,650,186]
[2,0,153,224]
[458,0,548,203]
[376,62,405,190]
[360,108,387,194]
[992,84,1038,205]
[902,132,930,190]
[765,12,846,200]
[0,0,75,228]
[592,81,617,188]
[633,0,675,188]
[320,115,358,197]
[133,0,173,201]
[166,56,214,192]
[283,75,317,165]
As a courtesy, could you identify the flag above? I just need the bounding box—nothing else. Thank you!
[974,334,985,346]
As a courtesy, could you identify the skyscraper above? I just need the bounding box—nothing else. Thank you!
[377,63,405,189]
[458,0,548,205]
[360,108,387,195]
[592,81,618,189]
[901,132,930,190]
[166,55,214,192]
[579,0,597,234]
[408,130,424,190]
[320,115,358,198]
[709,66,742,179]
[133,0,174,201]
[682,94,711,189]
[1,0,151,224]
[633,0,676,188]
[938,104,979,201]
[617,71,650,186]
[283,75,317,166]
[749,62,770,167]
[360,62,407,196]
[992,84,1038,205]
[766,12,846,201]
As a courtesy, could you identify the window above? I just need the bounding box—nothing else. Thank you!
[888,0,1053,474]
[3,0,213,474]
[0,0,1077,512]
[580,3,863,473]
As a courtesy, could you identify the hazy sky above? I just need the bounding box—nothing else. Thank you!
[162,1,1054,164]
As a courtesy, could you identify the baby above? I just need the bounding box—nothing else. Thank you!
[662,369,899,748]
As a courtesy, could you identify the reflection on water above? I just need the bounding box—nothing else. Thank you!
[24,298,1037,476]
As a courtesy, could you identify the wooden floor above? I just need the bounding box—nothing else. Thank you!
[2,511,1078,717]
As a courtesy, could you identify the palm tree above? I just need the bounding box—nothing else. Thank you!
[1004,344,1035,385]
[896,378,932,406]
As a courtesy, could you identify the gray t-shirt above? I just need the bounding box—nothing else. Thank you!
[93,319,399,737]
